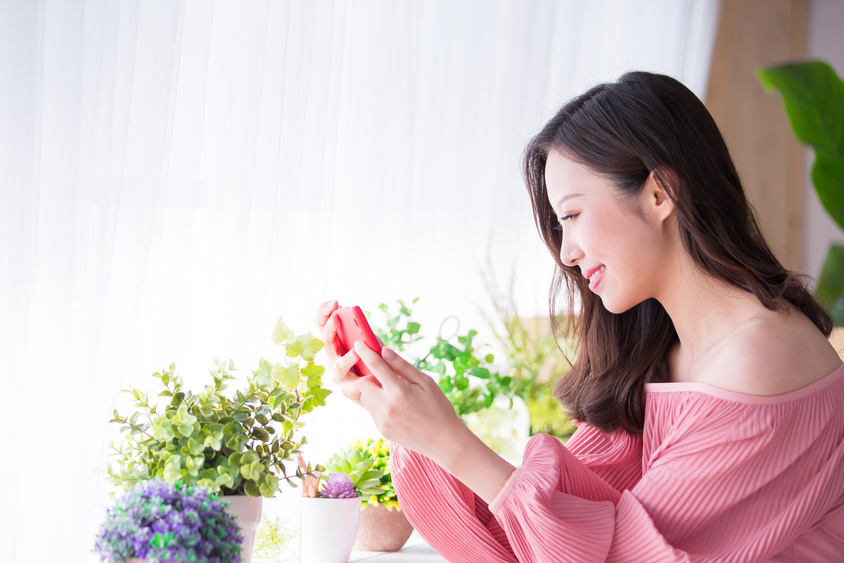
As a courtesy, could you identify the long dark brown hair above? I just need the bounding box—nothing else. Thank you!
[524,71,832,434]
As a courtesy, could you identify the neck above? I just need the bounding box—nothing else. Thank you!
[655,253,768,375]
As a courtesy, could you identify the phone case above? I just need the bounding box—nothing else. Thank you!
[333,306,382,377]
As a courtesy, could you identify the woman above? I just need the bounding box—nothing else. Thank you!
[316,72,844,561]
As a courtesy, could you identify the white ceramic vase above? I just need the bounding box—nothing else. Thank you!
[223,495,263,563]
[300,496,361,563]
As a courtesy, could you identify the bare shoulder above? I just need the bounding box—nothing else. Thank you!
[697,309,842,396]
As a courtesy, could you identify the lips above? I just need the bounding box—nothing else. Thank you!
[583,265,606,291]
[582,265,604,281]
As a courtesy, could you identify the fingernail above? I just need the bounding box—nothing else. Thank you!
[323,300,337,308]
[381,347,395,360]
[353,340,363,350]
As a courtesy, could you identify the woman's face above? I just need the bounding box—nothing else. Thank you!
[544,150,672,314]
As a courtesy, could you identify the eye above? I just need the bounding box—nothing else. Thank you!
[551,213,578,231]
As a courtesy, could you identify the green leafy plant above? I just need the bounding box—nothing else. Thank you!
[345,437,400,510]
[324,446,385,498]
[108,317,331,498]
[480,264,576,440]
[372,299,518,417]
[758,60,844,323]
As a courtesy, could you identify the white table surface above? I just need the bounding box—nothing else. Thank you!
[349,531,447,562]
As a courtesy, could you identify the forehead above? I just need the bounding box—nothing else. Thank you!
[544,151,609,207]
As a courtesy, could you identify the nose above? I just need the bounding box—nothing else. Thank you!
[559,236,583,267]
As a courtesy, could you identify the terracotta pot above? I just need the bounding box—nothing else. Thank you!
[354,503,414,552]
[223,495,262,563]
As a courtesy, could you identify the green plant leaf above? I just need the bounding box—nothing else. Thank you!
[244,479,261,497]
[815,243,844,325]
[468,367,491,380]
[272,317,294,344]
[758,60,844,229]
[758,61,844,161]
[302,360,324,378]
[271,364,300,389]
[187,437,204,456]
[813,155,844,232]
[286,333,324,361]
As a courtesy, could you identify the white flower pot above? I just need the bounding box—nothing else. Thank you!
[223,495,263,563]
[300,496,361,563]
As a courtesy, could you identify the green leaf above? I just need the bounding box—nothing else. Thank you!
[468,367,491,380]
[244,479,261,497]
[271,364,300,389]
[271,316,294,344]
[813,155,844,232]
[758,61,844,161]
[301,361,325,379]
[758,61,844,230]
[815,243,844,325]
[233,410,250,422]
[187,437,204,456]
[286,333,324,361]
[216,472,234,489]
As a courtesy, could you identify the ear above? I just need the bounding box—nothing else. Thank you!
[642,167,676,224]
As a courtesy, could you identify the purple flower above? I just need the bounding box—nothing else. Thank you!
[319,473,357,499]
[93,479,243,563]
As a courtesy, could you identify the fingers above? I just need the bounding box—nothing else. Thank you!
[353,341,400,389]
[321,313,344,362]
[314,300,339,330]
[380,347,428,384]
[332,348,360,382]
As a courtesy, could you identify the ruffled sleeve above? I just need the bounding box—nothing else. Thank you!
[488,381,844,563]
[564,423,643,492]
[489,433,651,563]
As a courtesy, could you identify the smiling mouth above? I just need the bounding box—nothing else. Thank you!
[587,265,605,289]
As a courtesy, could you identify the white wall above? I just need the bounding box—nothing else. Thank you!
[804,0,844,279]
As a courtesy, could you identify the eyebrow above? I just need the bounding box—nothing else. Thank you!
[555,193,583,207]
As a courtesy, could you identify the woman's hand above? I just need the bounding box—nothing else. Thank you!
[352,342,465,459]
[314,300,515,503]
[314,300,368,404]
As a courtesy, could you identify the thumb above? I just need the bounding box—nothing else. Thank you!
[381,347,427,384]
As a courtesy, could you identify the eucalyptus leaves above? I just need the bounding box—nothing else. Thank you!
[108,317,330,498]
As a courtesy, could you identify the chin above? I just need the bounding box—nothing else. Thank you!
[598,295,638,315]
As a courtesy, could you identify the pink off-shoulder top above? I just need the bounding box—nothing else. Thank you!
[391,364,844,562]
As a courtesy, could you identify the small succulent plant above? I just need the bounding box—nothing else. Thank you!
[324,447,385,497]
[320,473,356,499]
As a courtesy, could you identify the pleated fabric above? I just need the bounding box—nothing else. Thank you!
[391,364,844,562]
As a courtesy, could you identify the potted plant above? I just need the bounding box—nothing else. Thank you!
[344,437,414,552]
[372,299,530,461]
[373,299,519,417]
[758,61,844,324]
[93,478,242,563]
[107,317,330,563]
[298,449,384,563]
[480,265,577,442]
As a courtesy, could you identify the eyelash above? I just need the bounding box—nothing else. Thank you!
[551,213,578,231]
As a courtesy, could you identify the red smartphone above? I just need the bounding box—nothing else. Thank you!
[332,306,382,377]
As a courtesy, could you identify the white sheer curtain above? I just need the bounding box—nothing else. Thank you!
[0,1,717,560]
